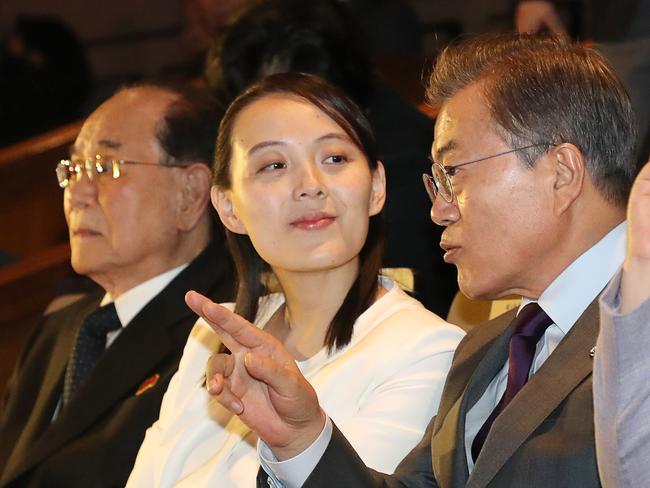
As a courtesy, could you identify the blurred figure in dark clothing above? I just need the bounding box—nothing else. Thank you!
[205,0,458,316]
[339,0,424,55]
[0,15,92,147]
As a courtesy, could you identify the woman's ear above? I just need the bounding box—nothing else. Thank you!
[211,186,247,235]
[369,161,387,216]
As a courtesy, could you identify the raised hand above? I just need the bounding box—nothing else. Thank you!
[621,160,650,313]
[185,291,326,460]
[515,1,568,38]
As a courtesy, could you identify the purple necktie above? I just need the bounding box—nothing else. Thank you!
[471,303,553,461]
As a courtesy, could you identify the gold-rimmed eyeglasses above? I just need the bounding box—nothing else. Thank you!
[56,155,187,189]
[422,143,550,203]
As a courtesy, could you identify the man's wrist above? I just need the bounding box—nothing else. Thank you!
[259,415,333,488]
[270,408,327,461]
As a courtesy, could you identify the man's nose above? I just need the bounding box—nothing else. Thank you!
[65,171,98,208]
[430,193,460,226]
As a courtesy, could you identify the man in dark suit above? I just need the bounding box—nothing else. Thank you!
[183,33,641,487]
[0,84,234,487]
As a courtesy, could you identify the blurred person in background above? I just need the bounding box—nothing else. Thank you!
[0,15,92,147]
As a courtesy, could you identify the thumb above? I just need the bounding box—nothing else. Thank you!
[243,352,300,395]
[244,352,321,429]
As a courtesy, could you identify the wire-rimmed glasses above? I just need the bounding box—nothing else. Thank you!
[422,143,550,203]
[56,155,186,189]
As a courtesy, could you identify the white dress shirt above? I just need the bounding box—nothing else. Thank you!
[102,263,188,346]
[262,222,626,487]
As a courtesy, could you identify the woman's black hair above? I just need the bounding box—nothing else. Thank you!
[213,72,384,351]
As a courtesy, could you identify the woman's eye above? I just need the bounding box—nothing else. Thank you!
[260,161,287,172]
[323,154,348,164]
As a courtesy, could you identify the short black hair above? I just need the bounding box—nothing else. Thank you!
[427,33,639,206]
[154,84,226,167]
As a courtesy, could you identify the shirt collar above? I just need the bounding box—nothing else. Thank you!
[520,221,626,334]
[100,263,188,327]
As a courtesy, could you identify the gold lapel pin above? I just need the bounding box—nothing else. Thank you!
[136,373,160,396]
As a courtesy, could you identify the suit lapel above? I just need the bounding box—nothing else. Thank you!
[468,299,600,488]
[5,242,233,482]
[1,294,101,483]
[432,309,516,488]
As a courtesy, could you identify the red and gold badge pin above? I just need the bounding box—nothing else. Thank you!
[136,374,160,396]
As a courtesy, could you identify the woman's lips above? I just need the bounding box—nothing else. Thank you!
[290,213,336,230]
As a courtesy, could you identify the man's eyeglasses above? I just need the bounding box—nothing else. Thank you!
[56,155,187,189]
[422,143,550,203]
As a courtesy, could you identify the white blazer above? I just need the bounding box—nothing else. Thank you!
[127,278,464,487]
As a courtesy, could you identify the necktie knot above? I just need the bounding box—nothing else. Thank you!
[63,303,121,405]
[83,303,122,338]
[513,302,554,340]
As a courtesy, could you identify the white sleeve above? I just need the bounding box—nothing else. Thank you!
[258,417,333,488]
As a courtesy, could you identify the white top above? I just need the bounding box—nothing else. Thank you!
[127,277,464,487]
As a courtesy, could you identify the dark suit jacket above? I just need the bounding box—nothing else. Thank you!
[0,242,234,487]
[280,298,601,488]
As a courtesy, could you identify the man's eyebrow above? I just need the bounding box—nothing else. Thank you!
[69,139,122,157]
[97,139,122,150]
[432,140,458,164]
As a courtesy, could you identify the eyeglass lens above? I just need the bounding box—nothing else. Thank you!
[432,164,452,202]
[56,158,121,188]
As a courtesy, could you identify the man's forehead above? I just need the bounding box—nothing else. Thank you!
[432,85,494,159]
[431,102,461,160]
[70,138,121,156]
[72,89,171,156]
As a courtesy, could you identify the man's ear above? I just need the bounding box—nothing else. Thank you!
[177,163,212,231]
[369,161,387,216]
[549,143,586,216]
[211,185,247,235]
